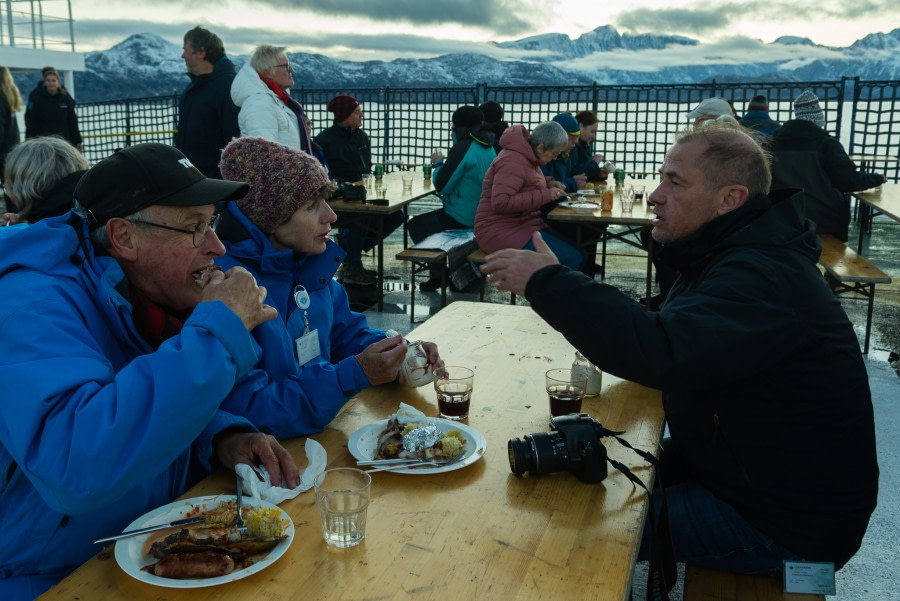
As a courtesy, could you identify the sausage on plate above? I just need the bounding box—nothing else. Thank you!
[153,551,235,579]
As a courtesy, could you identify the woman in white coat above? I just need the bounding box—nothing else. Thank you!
[230,44,312,152]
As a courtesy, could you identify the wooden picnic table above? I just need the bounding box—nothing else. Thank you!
[329,171,437,310]
[40,301,664,601]
[852,182,900,254]
[549,179,659,307]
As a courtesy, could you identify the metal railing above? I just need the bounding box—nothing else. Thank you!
[76,77,900,181]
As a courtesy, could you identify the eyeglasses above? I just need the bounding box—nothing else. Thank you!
[274,63,293,72]
[130,214,221,248]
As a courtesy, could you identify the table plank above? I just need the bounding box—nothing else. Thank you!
[41,302,664,601]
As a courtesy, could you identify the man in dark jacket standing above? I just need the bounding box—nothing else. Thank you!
[481,125,878,579]
[174,26,240,178]
[769,89,885,242]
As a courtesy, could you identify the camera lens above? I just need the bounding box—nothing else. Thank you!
[508,432,569,476]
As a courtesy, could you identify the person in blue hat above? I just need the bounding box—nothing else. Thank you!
[540,113,586,193]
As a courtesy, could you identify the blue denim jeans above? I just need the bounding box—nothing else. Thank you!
[525,229,585,271]
[639,466,802,576]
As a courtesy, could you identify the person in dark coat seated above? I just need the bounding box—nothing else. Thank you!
[481,124,878,580]
[769,89,885,242]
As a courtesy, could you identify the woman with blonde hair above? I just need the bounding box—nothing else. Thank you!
[0,66,23,183]
[2,136,89,225]
[230,44,312,153]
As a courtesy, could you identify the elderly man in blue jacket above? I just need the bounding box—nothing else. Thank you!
[0,144,299,600]
[216,136,443,435]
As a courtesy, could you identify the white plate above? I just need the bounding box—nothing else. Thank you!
[348,418,487,474]
[560,200,599,212]
[576,189,600,195]
[114,495,293,588]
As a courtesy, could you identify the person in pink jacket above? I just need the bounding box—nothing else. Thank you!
[474,122,585,270]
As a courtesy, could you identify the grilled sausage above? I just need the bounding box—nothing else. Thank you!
[153,551,235,579]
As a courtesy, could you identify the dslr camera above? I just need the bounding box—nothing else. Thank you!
[508,413,608,483]
[330,180,367,202]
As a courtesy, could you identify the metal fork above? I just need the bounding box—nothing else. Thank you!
[361,454,465,473]
[231,474,248,536]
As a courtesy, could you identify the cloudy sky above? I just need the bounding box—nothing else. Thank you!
[63,0,896,62]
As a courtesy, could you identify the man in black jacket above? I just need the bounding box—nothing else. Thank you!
[481,125,878,578]
[769,89,885,242]
[174,26,240,179]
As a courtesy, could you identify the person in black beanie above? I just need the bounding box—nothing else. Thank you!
[410,105,496,291]
[479,100,508,154]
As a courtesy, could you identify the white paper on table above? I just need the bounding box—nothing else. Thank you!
[394,402,429,423]
[236,438,327,504]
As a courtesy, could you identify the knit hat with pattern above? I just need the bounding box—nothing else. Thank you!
[219,137,329,234]
[793,89,825,128]
[327,94,361,123]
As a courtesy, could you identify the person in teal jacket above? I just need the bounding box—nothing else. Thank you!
[217,136,442,419]
[409,105,496,290]
[0,143,299,600]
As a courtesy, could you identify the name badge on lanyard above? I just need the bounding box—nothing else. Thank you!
[292,285,320,366]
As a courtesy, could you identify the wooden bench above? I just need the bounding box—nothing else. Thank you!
[817,233,891,354]
[467,249,517,305]
[395,248,448,323]
[684,565,825,601]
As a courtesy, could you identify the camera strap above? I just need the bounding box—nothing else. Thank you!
[599,427,659,495]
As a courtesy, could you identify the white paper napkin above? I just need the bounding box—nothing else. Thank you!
[235,438,327,504]
[395,402,429,423]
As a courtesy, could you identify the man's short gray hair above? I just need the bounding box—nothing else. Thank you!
[529,121,567,152]
[4,137,90,220]
[675,124,772,198]
[250,44,287,74]
[74,202,153,248]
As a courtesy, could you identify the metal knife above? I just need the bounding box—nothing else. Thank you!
[93,516,205,544]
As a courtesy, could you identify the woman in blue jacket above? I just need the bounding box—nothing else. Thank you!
[217,137,443,431]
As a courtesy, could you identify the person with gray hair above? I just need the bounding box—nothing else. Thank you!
[2,136,89,225]
[481,123,877,585]
[768,89,886,241]
[474,121,584,270]
[0,142,300,600]
[230,44,312,152]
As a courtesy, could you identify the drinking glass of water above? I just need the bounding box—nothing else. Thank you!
[314,468,371,548]
[434,366,474,420]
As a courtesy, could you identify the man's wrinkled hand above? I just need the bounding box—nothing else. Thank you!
[215,431,300,489]
[201,266,277,331]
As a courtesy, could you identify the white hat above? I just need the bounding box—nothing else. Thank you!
[686,97,733,120]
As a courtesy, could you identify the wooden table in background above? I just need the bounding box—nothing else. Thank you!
[549,179,659,306]
[852,182,900,254]
[41,302,664,601]
[330,171,436,310]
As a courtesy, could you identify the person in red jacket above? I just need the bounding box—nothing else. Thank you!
[474,121,584,270]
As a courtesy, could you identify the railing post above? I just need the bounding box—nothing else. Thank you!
[382,87,391,164]
[125,98,132,148]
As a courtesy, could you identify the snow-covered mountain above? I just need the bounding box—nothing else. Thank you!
[14,26,900,102]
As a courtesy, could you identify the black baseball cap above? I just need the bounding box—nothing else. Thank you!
[75,143,249,227]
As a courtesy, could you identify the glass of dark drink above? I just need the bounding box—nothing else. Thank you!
[434,366,474,420]
[545,368,588,417]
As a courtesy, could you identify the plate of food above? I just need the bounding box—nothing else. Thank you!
[348,416,487,474]
[560,199,600,212]
[114,495,293,588]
